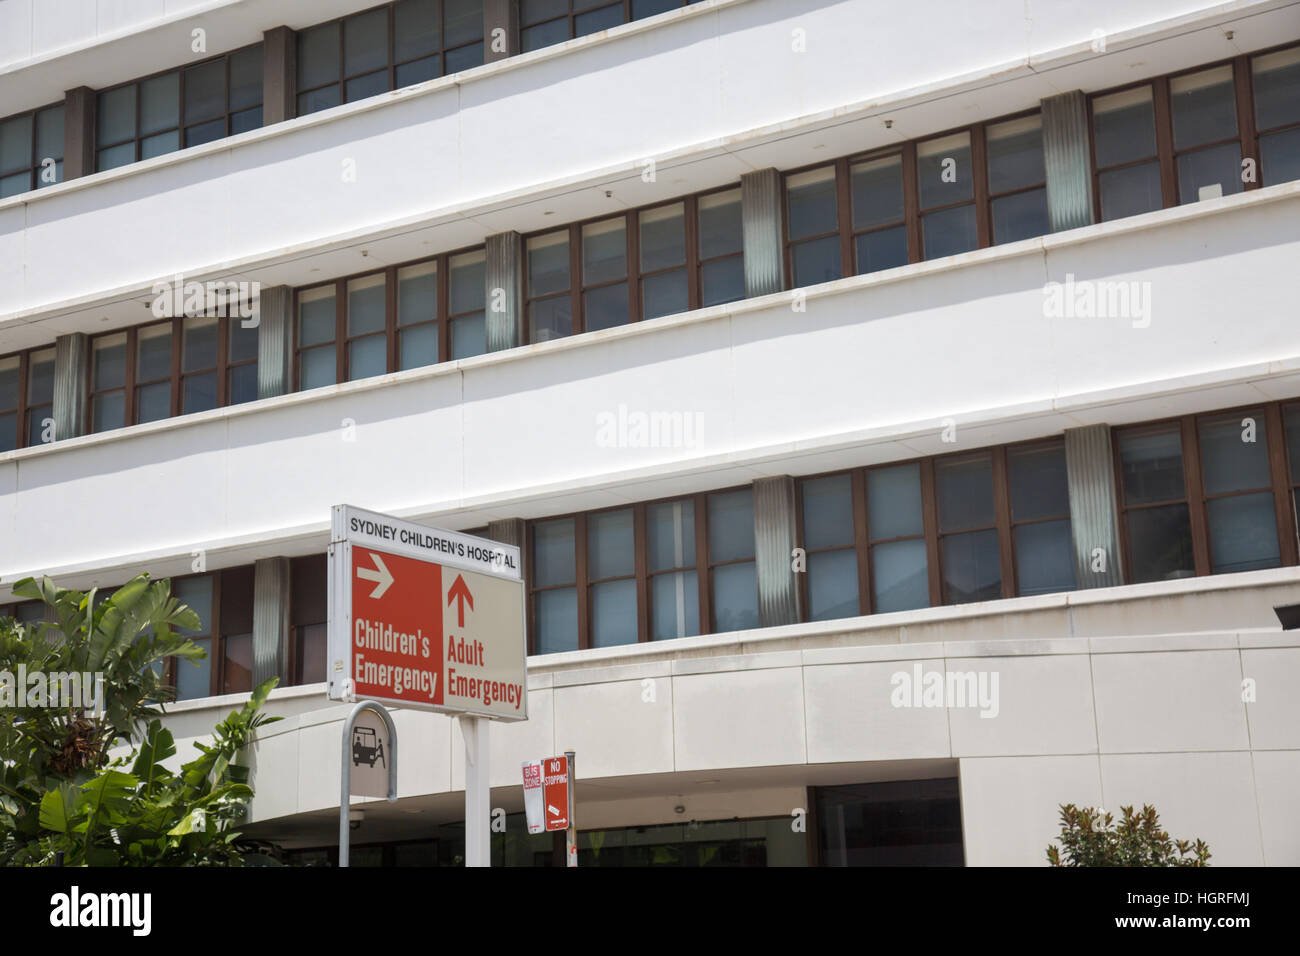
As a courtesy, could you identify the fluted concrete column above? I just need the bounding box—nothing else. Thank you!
[257,285,293,399]
[754,476,802,627]
[485,231,523,352]
[52,332,88,441]
[252,557,290,686]
[263,26,297,125]
[62,87,96,181]
[741,168,785,298]
[1064,424,1124,588]
[486,518,526,575]
[483,0,519,63]
[1042,90,1096,233]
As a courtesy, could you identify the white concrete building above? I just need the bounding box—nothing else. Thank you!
[2,0,1299,865]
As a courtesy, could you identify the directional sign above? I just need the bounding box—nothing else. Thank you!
[328,504,527,720]
[522,760,545,834]
[541,755,570,832]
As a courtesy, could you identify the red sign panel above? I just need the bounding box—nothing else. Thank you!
[542,755,570,832]
[350,547,444,707]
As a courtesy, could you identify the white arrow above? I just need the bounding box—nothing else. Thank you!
[356,552,394,599]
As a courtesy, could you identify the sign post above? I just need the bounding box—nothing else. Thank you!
[339,700,398,868]
[328,504,527,867]
[565,750,577,868]
[524,752,577,865]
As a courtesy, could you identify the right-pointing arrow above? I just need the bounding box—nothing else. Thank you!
[356,552,394,599]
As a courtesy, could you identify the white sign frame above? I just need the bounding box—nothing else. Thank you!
[328,504,527,721]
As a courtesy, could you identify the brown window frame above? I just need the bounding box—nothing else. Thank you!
[167,566,255,700]
[287,553,329,687]
[295,0,486,114]
[0,101,65,196]
[694,185,745,306]
[94,43,264,172]
[1,346,55,452]
[291,243,486,391]
[781,111,1046,286]
[1251,43,1300,185]
[85,314,258,433]
[525,487,756,654]
[519,1,697,52]
[1086,45,1297,221]
[1113,403,1300,582]
[796,438,1075,620]
[522,185,734,343]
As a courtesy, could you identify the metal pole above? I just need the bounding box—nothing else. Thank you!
[339,700,399,868]
[460,714,492,867]
[565,749,577,867]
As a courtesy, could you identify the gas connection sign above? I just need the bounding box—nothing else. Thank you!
[327,504,527,720]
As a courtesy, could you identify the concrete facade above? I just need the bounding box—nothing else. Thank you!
[3,0,1299,865]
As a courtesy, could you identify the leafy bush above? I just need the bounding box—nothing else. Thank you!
[1046,803,1210,867]
[0,574,280,865]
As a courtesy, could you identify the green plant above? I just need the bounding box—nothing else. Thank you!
[1046,803,1210,867]
[0,574,281,866]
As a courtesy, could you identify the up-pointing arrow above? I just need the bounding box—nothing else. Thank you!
[448,574,474,627]
[356,552,394,599]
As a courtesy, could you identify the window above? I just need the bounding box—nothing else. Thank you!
[1091,85,1164,221]
[1198,411,1283,573]
[1117,424,1195,583]
[290,555,329,685]
[1285,405,1300,546]
[0,347,54,452]
[800,474,863,621]
[88,316,259,433]
[647,498,700,640]
[1170,64,1244,203]
[97,46,262,171]
[866,463,931,613]
[985,115,1048,243]
[800,440,1073,620]
[697,189,745,306]
[172,567,254,700]
[782,113,1050,286]
[297,0,484,116]
[183,46,264,146]
[935,452,1002,604]
[1088,46,1300,221]
[918,131,979,259]
[520,0,696,52]
[530,517,580,654]
[526,188,741,341]
[1007,442,1076,594]
[786,166,843,286]
[0,104,64,198]
[527,491,755,654]
[1116,407,1297,583]
[851,152,909,274]
[707,489,758,632]
[295,246,486,390]
[1253,46,1300,186]
[815,779,964,866]
[588,509,637,648]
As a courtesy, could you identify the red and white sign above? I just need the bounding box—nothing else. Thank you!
[522,760,545,834]
[541,755,570,832]
[328,505,527,720]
